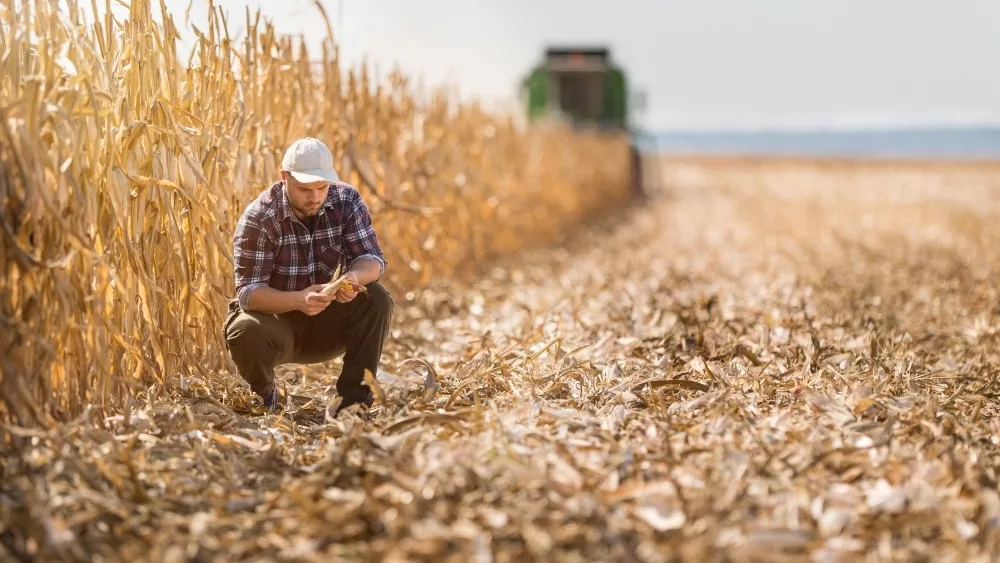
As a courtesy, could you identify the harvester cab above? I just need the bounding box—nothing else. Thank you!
[521,46,649,198]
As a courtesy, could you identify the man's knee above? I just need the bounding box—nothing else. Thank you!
[364,282,394,317]
[225,311,286,351]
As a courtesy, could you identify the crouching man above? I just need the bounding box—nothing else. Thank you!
[223,137,393,416]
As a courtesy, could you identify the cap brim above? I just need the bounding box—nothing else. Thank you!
[288,168,339,184]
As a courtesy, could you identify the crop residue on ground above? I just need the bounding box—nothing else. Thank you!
[3,158,1000,562]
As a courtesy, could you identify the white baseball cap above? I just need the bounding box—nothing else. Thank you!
[280,137,340,184]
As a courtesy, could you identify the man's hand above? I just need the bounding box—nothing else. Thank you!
[299,284,335,315]
[335,272,361,303]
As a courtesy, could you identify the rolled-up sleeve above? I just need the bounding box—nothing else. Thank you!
[343,190,387,278]
[233,212,274,311]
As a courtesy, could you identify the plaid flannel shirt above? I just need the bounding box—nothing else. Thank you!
[230,180,386,313]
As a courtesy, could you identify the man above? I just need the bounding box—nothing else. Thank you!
[223,137,393,416]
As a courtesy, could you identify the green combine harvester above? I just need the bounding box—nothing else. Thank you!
[521,46,649,198]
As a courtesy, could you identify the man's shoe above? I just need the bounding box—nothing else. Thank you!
[335,386,375,418]
[262,386,281,412]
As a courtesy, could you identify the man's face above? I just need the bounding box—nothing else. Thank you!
[282,171,330,219]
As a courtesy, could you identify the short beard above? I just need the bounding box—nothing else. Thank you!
[290,201,318,218]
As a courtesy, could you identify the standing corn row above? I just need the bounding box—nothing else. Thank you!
[0,0,634,425]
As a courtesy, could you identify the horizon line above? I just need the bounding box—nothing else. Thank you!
[651,124,1000,134]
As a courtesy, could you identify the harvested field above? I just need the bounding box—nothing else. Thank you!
[3,157,1000,561]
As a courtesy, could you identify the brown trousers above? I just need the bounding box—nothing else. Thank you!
[223,282,393,408]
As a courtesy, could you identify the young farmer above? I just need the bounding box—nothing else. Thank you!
[223,137,393,415]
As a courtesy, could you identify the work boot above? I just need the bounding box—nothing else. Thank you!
[335,385,376,419]
[262,385,281,413]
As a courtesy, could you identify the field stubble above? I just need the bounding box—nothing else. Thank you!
[3,157,1000,561]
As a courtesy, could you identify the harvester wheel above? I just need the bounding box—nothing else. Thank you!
[629,142,646,200]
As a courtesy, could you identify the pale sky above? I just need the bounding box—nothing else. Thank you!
[76,0,1000,131]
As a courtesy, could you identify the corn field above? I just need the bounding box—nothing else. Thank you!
[5,1,1000,562]
[0,0,633,425]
